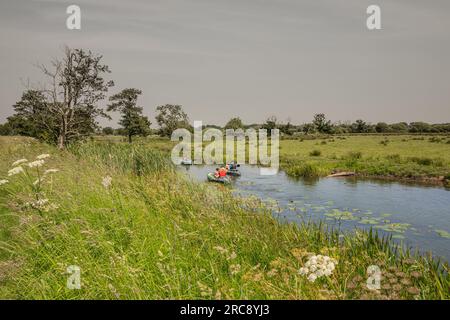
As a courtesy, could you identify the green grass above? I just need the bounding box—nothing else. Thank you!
[279,135,450,180]
[0,136,449,299]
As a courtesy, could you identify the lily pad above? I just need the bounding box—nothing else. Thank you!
[435,229,450,239]
[376,223,411,233]
[359,218,379,225]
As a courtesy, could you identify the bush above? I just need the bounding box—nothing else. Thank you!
[344,151,362,160]
[386,154,401,161]
[309,149,322,157]
[408,157,444,167]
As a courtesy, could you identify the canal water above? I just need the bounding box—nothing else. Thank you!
[181,165,450,262]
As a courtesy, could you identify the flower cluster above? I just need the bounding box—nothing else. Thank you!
[298,254,337,283]
[102,176,112,189]
[0,179,8,186]
[12,159,28,166]
[28,160,45,168]
[8,166,24,176]
[36,154,50,160]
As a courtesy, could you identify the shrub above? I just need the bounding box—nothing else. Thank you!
[408,157,444,167]
[309,149,322,157]
[344,151,362,160]
[386,154,401,161]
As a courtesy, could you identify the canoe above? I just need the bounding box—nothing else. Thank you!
[207,173,230,184]
[226,169,241,176]
[180,159,193,165]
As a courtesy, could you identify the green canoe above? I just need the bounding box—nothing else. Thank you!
[207,173,230,184]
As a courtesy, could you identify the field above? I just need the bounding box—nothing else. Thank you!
[280,135,450,182]
[0,136,449,299]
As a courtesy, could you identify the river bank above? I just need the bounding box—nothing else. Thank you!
[2,137,448,299]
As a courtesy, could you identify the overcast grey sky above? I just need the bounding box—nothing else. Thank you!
[1,0,449,126]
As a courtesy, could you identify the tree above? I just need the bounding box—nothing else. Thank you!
[108,88,151,143]
[352,119,369,133]
[409,122,432,133]
[390,122,408,133]
[375,122,390,133]
[10,90,59,142]
[262,115,278,131]
[155,104,189,137]
[302,123,316,135]
[102,126,114,135]
[224,117,244,130]
[312,113,332,133]
[17,47,114,148]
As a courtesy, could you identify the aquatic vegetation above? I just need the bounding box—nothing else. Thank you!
[376,222,411,233]
[325,209,357,221]
[434,229,450,239]
[359,218,379,225]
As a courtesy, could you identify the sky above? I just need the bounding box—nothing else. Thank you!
[0,0,449,127]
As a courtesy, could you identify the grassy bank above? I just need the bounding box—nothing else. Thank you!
[0,136,449,299]
[280,135,450,182]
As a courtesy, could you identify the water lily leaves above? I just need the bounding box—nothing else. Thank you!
[359,218,379,225]
[435,229,450,239]
[392,234,405,240]
[325,209,358,221]
[376,223,411,233]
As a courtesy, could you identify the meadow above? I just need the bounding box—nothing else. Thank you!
[0,136,449,299]
[279,135,450,182]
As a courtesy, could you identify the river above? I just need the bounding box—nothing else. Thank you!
[181,165,450,262]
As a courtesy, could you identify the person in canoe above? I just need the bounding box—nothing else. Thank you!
[219,166,228,177]
[214,168,220,178]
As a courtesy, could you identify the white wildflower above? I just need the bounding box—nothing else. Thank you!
[28,160,45,168]
[0,179,9,186]
[36,198,49,206]
[228,251,237,260]
[8,166,24,176]
[44,169,59,175]
[299,254,337,282]
[102,175,112,189]
[298,267,309,275]
[229,264,241,275]
[307,273,317,283]
[12,159,28,166]
[36,154,50,160]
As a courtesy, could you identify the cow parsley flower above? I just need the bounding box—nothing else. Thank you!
[44,169,59,175]
[8,166,24,176]
[12,159,28,166]
[298,254,338,282]
[102,175,112,189]
[0,179,8,186]
[36,154,50,160]
[28,160,45,168]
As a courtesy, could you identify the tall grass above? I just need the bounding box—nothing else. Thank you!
[0,137,449,299]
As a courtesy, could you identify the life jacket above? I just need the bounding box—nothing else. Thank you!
[219,168,227,177]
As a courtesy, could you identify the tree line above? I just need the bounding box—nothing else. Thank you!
[1,48,449,147]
